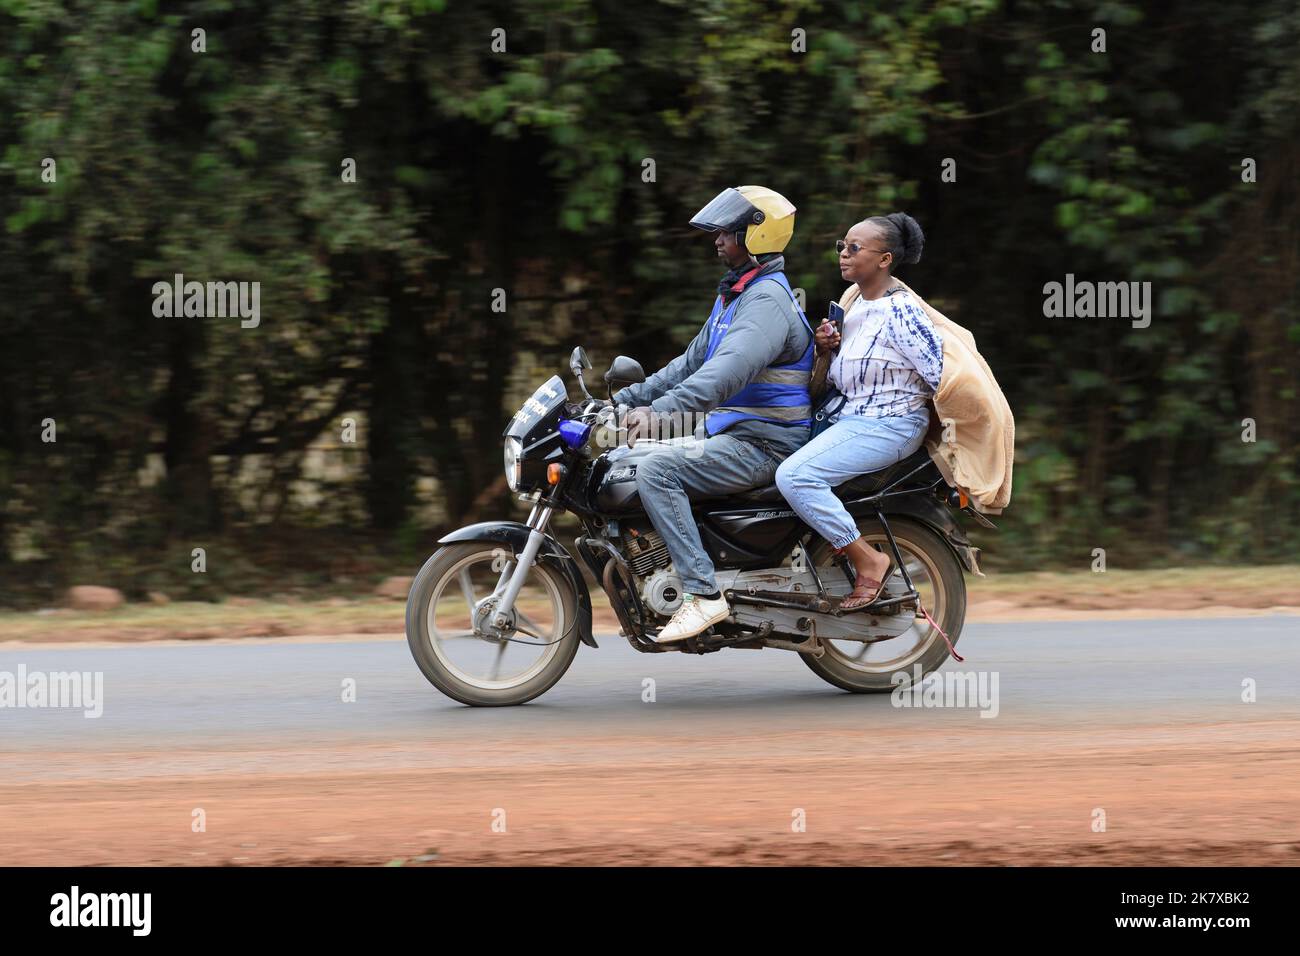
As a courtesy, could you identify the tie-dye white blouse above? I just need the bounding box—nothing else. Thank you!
[828,288,945,418]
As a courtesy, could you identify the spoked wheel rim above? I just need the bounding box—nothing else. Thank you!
[811,529,946,674]
[424,549,566,691]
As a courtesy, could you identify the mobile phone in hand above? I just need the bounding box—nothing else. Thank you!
[828,301,845,338]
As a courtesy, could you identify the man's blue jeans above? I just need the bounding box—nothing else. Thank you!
[633,434,782,595]
[774,406,931,549]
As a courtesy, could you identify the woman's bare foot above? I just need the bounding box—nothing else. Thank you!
[838,537,892,611]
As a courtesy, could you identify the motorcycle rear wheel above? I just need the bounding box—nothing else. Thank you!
[801,517,966,693]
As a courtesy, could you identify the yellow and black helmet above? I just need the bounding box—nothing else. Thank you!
[689,185,796,255]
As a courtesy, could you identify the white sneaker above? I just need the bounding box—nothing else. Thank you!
[656,593,730,644]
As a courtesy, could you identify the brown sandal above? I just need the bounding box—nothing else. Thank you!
[839,577,886,611]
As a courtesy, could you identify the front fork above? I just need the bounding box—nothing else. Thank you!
[489,501,554,629]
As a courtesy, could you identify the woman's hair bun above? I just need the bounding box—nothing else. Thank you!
[885,212,924,265]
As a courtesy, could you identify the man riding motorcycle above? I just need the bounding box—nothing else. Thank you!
[613,185,815,643]
[405,189,1001,707]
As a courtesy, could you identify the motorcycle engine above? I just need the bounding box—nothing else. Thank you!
[621,527,682,617]
[623,526,671,575]
[641,568,684,617]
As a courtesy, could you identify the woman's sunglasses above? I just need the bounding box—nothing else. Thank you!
[836,240,889,257]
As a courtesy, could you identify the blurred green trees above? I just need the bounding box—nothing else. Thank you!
[0,0,1296,600]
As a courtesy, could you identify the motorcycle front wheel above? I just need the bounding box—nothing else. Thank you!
[406,542,580,706]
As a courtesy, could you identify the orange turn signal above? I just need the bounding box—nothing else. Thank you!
[958,491,969,509]
[547,463,564,485]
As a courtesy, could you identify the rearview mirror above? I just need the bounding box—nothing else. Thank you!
[604,356,646,391]
[570,346,593,374]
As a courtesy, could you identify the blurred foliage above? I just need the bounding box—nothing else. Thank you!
[0,0,1297,602]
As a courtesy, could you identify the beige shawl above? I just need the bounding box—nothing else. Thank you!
[810,279,1014,514]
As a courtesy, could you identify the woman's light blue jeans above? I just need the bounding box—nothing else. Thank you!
[775,406,931,549]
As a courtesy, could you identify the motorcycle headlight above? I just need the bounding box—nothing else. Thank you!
[503,437,522,492]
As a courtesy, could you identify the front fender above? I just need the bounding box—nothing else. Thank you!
[438,521,597,647]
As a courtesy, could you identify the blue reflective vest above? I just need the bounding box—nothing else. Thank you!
[703,271,815,436]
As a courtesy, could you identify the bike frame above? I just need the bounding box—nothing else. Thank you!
[477,408,986,653]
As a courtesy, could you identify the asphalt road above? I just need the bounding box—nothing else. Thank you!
[2,617,1298,864]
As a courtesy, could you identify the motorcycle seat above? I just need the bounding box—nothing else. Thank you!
[716,447,940,507]
[730,483,787,504]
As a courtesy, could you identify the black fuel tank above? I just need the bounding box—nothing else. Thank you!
[590,445,667,513]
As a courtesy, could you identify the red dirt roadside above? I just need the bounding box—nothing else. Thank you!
[3,718,1297,866]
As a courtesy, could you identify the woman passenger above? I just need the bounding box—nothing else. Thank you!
[774,213,942,610]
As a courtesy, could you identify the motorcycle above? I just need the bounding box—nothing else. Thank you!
[406,346,994,706]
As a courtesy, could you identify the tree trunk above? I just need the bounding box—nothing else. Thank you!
[160,317,218,536]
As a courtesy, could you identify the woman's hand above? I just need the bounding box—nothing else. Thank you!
[815,319,841,355]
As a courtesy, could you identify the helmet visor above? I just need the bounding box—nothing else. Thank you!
[689,188,759,234]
